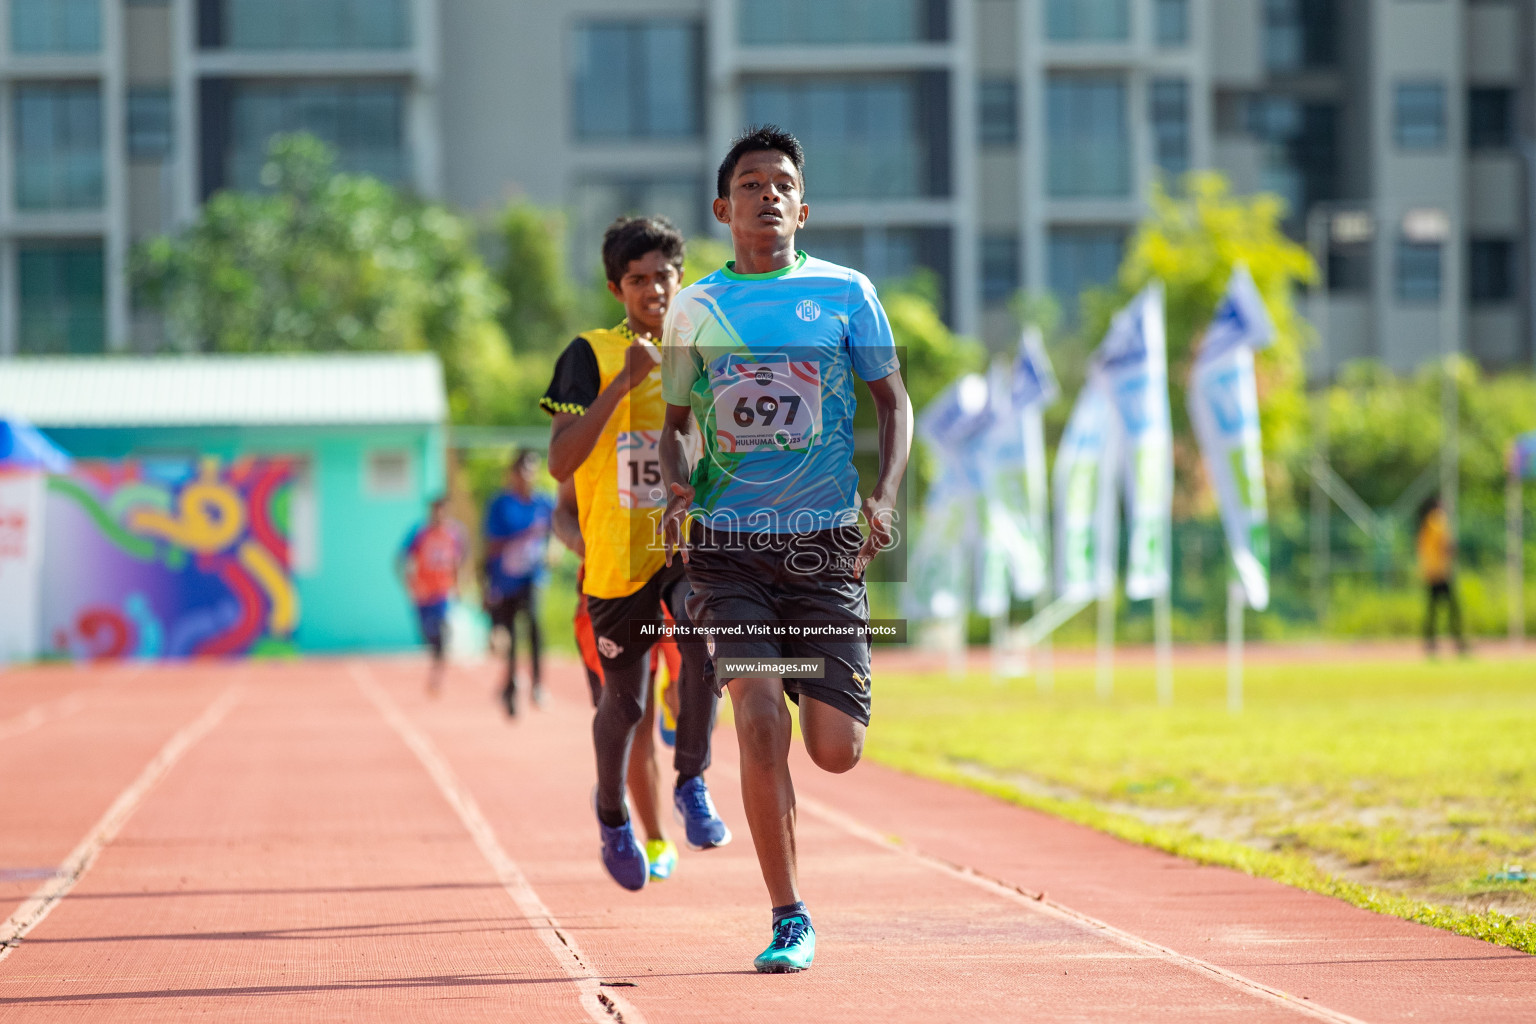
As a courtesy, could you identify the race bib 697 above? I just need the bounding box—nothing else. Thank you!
[708,359,822,454]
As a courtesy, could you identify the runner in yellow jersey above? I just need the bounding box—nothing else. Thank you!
[542,216,731,891]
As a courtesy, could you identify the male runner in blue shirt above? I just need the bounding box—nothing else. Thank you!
[658,125,911,973]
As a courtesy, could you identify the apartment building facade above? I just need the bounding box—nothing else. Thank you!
[0,0,440,356]
[0,0,1531,375]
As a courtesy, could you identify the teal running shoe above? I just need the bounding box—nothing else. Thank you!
[753,914,815,973]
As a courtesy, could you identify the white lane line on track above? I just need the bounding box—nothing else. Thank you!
[0,693,87,742]
[0,683,241,965]
[0,666,147,742]
[352,664,646,1024]
[790,788,1372,1024]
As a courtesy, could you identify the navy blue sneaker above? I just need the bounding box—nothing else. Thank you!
[672,775,731,850]
[594,791,648,891]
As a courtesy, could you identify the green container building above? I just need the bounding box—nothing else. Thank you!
[0,353,448,653]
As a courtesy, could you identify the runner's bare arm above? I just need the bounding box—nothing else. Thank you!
[856,370,913,575]
[546,342,660,481]
[551,476,584,558]
[657,402,697,566]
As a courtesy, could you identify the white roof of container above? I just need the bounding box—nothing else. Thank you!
[0,353,448,427]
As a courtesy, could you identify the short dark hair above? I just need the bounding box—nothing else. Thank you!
[429,494,449,510]
[716,124,805,200]
[510,449,538,472]
[601,216,685,286]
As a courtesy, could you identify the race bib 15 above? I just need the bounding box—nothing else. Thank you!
[617,430,665,508]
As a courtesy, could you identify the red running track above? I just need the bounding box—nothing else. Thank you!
[0,657,1531,1022]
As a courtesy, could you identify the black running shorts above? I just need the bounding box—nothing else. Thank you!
[683,525,873,726]
[585,560,687,671]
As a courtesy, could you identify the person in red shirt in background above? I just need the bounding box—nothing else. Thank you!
[398,496,467,695]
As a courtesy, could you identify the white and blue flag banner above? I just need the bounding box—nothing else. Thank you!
[977,363,1042,613]
[1012,326,1060,412]
[1053,379,1121,603]
[914,339,1060,620]
[916,373,993,453]
[1189,265,1275,610]
[910,374,991,619]
[1092,283,1173,600]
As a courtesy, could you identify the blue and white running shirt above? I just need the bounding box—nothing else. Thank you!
[660,251,901,534]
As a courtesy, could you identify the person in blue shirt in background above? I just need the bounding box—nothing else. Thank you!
[482,449,555,717]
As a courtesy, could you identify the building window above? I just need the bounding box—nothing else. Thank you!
[570,177,705,280]
[1468,87,1514,151]
[981,234,1020,305]
[200,0,410,50]
[1046,0,1129,41]
[1046,75,1128,198]
[127,88,173,160]
[1154,0,1189,45]
[1264,0,1336,72]
[365,450,412,498]
[18,242,105,354]
[978,77,1018,147]
[1246,96,1338,222]
[1326,243,1371,293]
[1048,227,1125,320]
[572,20,702,141]
[1395,240,1442,303]
[1469,238,1516,304]
[10,0,99,53]
[739,0,947,45]
[202,81,406,195]
[743,73,950,200]
[797,225,953,319]
[14,84,104,211]
[1150,78,1190,179]
[1395,83,1446,150]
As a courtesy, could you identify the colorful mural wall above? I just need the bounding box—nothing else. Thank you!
[41,458,297,660]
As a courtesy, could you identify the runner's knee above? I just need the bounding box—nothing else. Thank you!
[597,678,646,728]
[805,731,862,774]
[732,688,789,760]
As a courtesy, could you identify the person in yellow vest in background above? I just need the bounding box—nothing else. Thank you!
[540,217,731,892]
[1416,494,1467,657]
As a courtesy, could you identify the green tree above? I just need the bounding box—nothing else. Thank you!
[494,202,580,357]
[134,134,524,425]
[1321,358,1536,521]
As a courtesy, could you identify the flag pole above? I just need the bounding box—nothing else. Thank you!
[1154,589,1173,705]
[1096,593,1114,700]
[1227,580,1244,714]
[1036,587,1055,695]
[1510,463,1524,646]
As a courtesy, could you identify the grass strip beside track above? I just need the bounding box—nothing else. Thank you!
[867,653,1536,955]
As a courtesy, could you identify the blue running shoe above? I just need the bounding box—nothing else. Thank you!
[754,914,815,973]
[673,776,731,850]
[594,791,648,891]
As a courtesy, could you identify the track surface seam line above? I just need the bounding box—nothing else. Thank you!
[352,664,646,1024]
[0,665,146,743]
[0,692,89,742]
[0,682,242,965]
[789,789,1373,1024]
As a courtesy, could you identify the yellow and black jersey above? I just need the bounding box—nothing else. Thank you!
[541,323,667,600]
